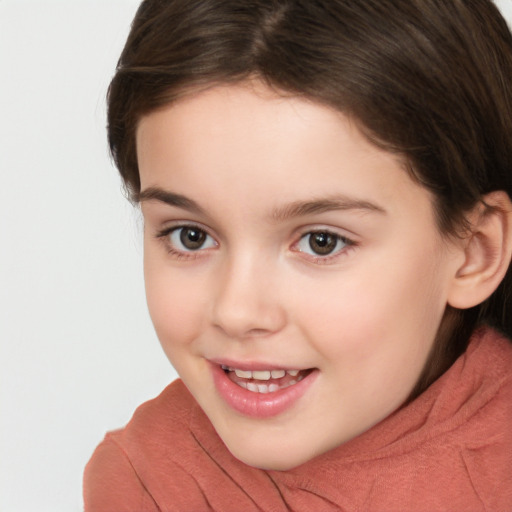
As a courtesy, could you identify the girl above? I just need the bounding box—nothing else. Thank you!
[84,0,512,510]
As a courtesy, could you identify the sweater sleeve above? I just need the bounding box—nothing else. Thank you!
[83,435,159,512]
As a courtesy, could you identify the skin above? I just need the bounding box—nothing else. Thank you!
[136,82,464,470]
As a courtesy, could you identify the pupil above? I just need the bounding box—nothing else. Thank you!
[309,232,336,255]
[180,228,206,250]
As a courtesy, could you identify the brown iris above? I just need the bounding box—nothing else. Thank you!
[309,232,338,255]
[180,227,207,250]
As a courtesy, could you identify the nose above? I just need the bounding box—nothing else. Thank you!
[211,254,287,339]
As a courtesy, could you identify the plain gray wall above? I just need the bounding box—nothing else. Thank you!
[0,2,174,511]
[1,1,511,510]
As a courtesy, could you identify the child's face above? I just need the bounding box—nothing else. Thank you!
[137,83,462,470]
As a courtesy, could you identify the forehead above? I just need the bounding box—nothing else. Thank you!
[136,83,435,225]
[136,81,395,167]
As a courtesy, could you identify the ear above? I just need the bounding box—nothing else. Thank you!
[448,191,512,310]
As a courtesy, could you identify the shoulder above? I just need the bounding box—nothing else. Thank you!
[393,327,512,509]
[452,328,512,508]
[107,379,198,464]
[84,380,212,511]
[83,434,159,512]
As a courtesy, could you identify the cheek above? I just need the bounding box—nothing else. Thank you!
[143,256,208,349]
[291,245,448,360]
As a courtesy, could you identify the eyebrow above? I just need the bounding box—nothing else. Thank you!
[269,196,387,222]
[138,186,386,220]
[138,187,205,215]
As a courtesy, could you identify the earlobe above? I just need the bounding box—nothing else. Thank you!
[448,191,512,310]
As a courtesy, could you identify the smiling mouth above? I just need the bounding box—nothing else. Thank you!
[221,366,313,394]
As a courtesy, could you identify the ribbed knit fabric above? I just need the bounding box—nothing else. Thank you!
[84,327,512,511]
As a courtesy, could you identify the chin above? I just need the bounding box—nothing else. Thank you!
[226,439,317,471]
[237,453,306,471]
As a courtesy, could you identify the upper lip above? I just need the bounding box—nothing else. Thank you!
[209,358,309,372]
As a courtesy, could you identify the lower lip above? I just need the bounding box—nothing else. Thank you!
[211,364,318,419]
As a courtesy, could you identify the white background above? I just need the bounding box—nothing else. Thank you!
[1,1,511,511]
[0,2,173,511]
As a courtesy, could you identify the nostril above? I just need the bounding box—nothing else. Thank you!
[246,328,273,337]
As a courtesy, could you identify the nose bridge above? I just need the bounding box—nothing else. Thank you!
[212,247,285,338]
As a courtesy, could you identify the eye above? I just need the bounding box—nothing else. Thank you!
[296,231,349,256]
[168,226,217,252]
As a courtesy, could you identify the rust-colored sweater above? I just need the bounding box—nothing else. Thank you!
[84,328,512,511]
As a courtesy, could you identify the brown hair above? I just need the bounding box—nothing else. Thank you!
[107,0,512,396]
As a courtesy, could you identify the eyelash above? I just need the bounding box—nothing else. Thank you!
[291,230,355,264]
[154,225,356,263]
[155,224,217,260]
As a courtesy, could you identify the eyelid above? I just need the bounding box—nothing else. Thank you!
[155,220,213,238]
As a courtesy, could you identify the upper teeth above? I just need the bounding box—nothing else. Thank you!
[221,366,300,381]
